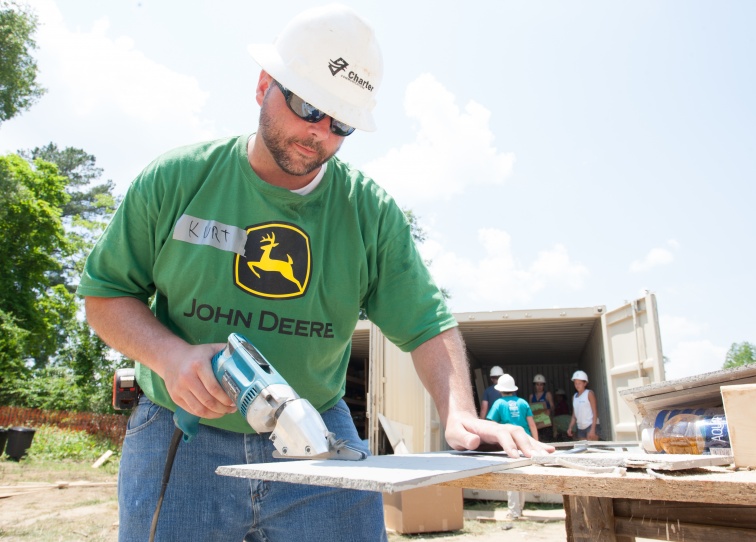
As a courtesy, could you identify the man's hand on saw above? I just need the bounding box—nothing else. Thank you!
[161,342,237,419]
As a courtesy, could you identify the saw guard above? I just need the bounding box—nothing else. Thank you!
[269,398,332,458]
[243,384,299,433]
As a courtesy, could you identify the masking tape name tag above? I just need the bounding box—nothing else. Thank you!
[173,215,247,257]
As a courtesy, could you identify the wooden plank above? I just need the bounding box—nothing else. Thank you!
[563,496,574,542]
[216,452,531,494]
[566,495,617,541]
[614,517,756,541]
[721,384,756,468]
[441,465,756,505]
[533,451,733,470]
[619,365,756,417]
[91,450,114,468]
[613,499,756,529]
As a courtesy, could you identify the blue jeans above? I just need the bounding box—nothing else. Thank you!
[576,424,601,440]
[119,397,387,541]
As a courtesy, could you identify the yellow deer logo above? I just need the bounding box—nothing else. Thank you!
[247,232,303,292]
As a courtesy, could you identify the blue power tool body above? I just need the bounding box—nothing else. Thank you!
[173,333,365,460]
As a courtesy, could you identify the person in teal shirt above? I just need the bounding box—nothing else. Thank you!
[486,374,539,519]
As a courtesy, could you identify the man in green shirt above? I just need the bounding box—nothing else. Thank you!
[79,5,553,541]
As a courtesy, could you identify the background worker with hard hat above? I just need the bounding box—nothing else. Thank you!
[479,365,505,419]
[486,374,538,519]
[529,374,557,442]
[567,370,601,441]
[78,4,554,541]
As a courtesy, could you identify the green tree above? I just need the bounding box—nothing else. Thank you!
[0,150,120,411]
[403,208,426,244]
[21,144,116,220]
[723,341,756,369]
[10,146,119,412]
[403,207,451,301]
[0,154,74,369]
[20,144,118,290]
[0,1,45,124]
[0,308,29,384]
[55,318,119,412]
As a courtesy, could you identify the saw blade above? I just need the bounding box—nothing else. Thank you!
[271,436,367,461]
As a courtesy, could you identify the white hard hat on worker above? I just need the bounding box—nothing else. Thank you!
[495,374,518,393]
[571,370,589,382]
[248,3,383,132]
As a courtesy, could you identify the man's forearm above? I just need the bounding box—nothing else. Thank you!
[84,295,234,418]
[410,328,555,456]
[410,328,476,424]
[84,296,189,375]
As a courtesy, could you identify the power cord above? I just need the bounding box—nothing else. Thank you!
[149,427,184,542]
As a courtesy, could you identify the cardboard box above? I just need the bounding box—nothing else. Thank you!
[721,383,756,468]
[383,485,463,534]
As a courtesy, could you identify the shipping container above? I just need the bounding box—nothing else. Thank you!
[346,293,665,455]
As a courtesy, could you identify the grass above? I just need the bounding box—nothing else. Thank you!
[0,429,120,542]
[1,425,120,481]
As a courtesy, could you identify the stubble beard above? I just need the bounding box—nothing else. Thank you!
[259,100,340,177]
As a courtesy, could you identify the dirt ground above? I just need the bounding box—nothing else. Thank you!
[0,459,567,541]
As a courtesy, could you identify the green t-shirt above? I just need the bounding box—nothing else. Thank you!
[77,135,456,433]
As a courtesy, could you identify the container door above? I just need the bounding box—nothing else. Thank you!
[601,292,665,441]
[367,323,442,454]
[367,322,384,455]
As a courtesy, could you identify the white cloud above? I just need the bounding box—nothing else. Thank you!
[629,240,679,273]
[0,0,216,192]
[420,227,589,310]
[659,313,708,343]
[658,313,728,380]
[362,73,515,205]
[34,4,210,129]
[664,340,727,380]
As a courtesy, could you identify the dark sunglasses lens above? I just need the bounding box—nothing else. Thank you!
[330,119,355,136]
[276,81,355,136]
[287,93,327,123]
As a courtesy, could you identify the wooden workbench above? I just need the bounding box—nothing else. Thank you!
[217,447,755,541]
[443,463,756,541]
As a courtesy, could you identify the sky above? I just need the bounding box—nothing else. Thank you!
[2,0,754,381]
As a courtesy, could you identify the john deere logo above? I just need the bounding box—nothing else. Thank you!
[234,223,310,299]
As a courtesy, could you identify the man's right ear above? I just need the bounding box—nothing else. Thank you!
[256,71,273,106]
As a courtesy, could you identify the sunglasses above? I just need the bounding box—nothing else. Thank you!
[273,80,355,137]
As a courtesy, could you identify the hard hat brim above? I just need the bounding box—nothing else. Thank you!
[248,43,377,132]
[494,385,518,392]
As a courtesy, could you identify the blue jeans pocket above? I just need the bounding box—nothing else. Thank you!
[126,396,165,434]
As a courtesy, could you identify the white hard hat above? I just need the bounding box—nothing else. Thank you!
[571,370,589,382]
[494,374,518,393]
[489,366,504,377]
[248,4,383,132]
[533,374,546,384]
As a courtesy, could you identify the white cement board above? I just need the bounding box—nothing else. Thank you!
[216,452,532,494]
